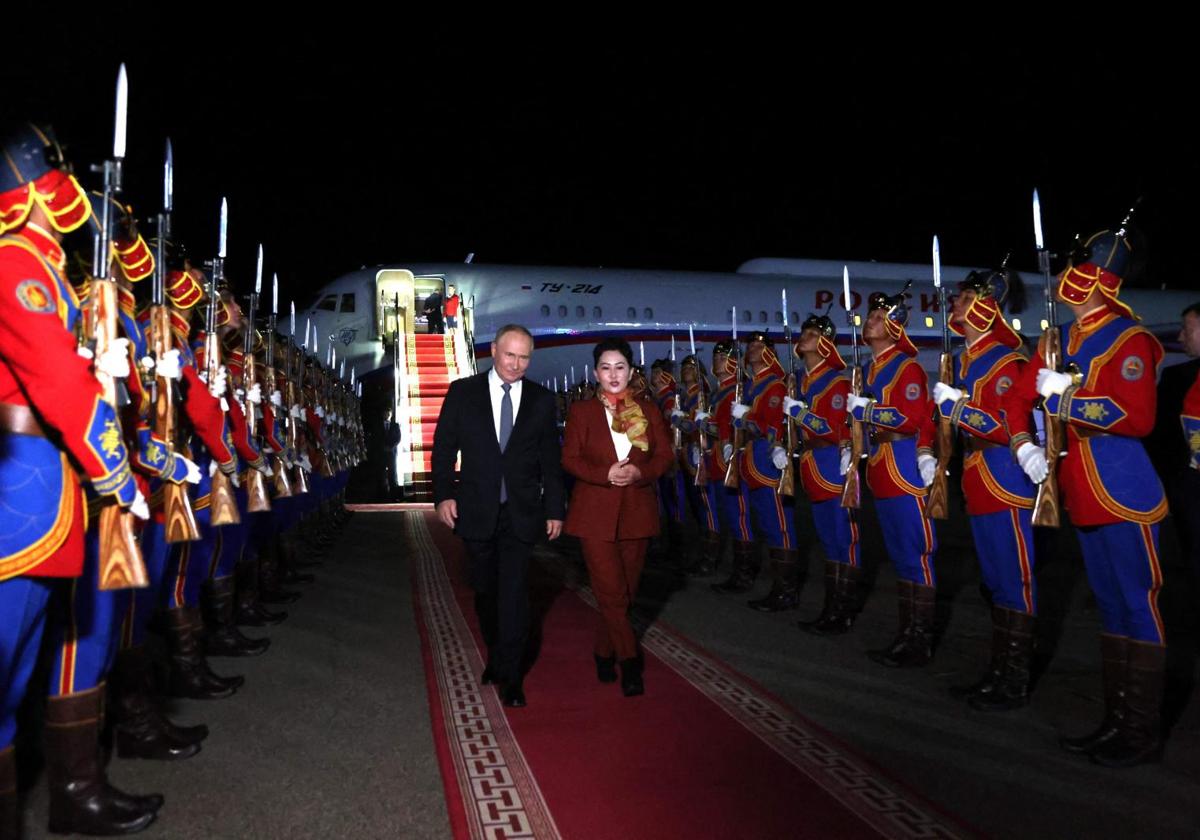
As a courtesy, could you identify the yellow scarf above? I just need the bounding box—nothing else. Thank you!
[598,390,649,452]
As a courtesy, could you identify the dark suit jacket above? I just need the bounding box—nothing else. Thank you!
[560,395,674,541]
[1148,358,1200,485]
[432,371,565,543]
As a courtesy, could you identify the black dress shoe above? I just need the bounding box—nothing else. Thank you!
[594,654,618,684]
[501,682,526,708]
[480,665,500,685]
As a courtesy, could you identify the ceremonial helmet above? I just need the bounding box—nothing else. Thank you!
[0,122,92,235]
[953,260,1026,349]
[798,311,845,370]
[867,281,917,356]
[742,329,783,373]
[1059,224,1136,319]
[156,239,205,310]
[85,193,154,283]
[711,339,737,376]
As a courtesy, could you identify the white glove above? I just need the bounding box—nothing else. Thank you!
[839,447,852,476]
[932,382,963,405]
[731,403,750,420]
[256,461,274,477]
[246,383,262,405]
[299,454,313,472]
[291,404,304,419]
[139,355,155,373]
[208,365,228,399]
[770,445,789,470]
[314,404,326,419]
[235,388,245,401]
[847,394,872,413]
[917,452,937,487]
[208,460,219,478]
[783,396,807,418]
[693,409,711,423]
[670,408,685,420]
[230,470,240,488]
[129,489,150,521]
[270,389,283,408]
[96,338,131,378]
[688,444,701,467]
[1016,441,1049,483]
[179,454,202,484]
[330,411,339,425]
[77,345,95,360]
[722,443,734,462]
[1036,368,1072,398]
[156,349,182,380]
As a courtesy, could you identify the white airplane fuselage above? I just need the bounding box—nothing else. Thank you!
[300,259,1193,386]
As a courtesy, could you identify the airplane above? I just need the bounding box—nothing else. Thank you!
[299,256,1193,386]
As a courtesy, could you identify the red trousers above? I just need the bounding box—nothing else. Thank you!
[580,537,648,660]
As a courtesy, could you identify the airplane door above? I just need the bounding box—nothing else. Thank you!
[376,269,416,337]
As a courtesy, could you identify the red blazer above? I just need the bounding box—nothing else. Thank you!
[562,395,675,540]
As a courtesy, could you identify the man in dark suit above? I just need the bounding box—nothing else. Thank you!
[432,324,565,707]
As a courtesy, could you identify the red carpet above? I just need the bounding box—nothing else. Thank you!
[409,511,970,840]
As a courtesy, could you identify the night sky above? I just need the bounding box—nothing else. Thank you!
[9,26,1193,308]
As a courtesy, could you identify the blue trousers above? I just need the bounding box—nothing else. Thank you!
[969,508,1036,614]
[658,470,687,525]
[1076,522,1164,643]
[875,494,937,586]
[686,474,720,533]
[166,507,219,609]
[48,531,129,697]
[811,498,860,567]
[746,485,797,550]
[129,520,173,647]
[0,577,53,747]
[716,481,752,542]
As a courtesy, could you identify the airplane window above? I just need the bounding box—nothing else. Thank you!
[759,311,768,323]
[558,305,567,317]
[741,310,751,322]
[791,312,799,325]
[340,294,355,313]
[576,306,585,318]
[627,307,636,319]
[316,295,337,312]
[644,308,653,319]
[774,311,783,323]
[593,306,601,319]
[540,305,550,317]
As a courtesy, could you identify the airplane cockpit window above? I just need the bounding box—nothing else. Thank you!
[627,307,636,319]
[540,305,550,317]
[643,308,653,319]
[340,294,355,313]
[316,295,337,312]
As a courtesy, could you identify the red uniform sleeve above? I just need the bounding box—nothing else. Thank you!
[0,244,135,501]
[862,360,927,436]
[957,356,1021,446]
[1049,331,1162,437]
[745,379,786,443]
[260,402,285,454]
[799,377,849,444]
[226,398,266,467]
[179,364,236,465]
[1001,346,1042,444]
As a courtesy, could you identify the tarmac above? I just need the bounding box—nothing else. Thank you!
[13,495,1200,839]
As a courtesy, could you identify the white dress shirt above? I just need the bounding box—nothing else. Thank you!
[488,368,523,444]
[604,405,633,460]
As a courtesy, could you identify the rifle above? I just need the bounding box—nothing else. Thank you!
[670,335,683,455]
[89,64,148,590]
[205,198,241,526]
[288,308,310,494]
[1030,190,1061,527]
[778,289,796,497]
[241,245,271,513]
[152,138,200,543]
[840,266,863,509]
[723,306,743,489]
[266,273,293,498]
[690,325,708,486]
[926,236,952,520]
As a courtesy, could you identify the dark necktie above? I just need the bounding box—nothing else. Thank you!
[499,383,513,502]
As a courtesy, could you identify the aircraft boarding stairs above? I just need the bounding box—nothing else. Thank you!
[401,332,464,501]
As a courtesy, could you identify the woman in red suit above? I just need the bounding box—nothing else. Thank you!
[562,338,674,696]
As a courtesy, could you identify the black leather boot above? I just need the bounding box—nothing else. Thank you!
[165,607,242,700]
[619,657,644,697]
[748,548,800,612]
[204,577,270,657]
[1090,640,1165,767]
[808,563,862,636]
[1,744,17,840]
[869,581,934,667]
[969,609,1036,711]
[710,541,759,594]
[798,561,837,633]
[950,606,1008,701]
[259,543,301,605]
[688,530,722,577]
[234,559,287,627]
[45,685,160,836]
[594,654,618,683]
[1060,634,1128,754]
[111,647,205,761]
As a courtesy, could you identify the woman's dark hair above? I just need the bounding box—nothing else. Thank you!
[592,337,633,367]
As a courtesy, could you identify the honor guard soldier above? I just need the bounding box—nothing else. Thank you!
[783,313,861,634]
[1005,228,1168,767]
[848,287,939,667]
[705,340,754,582]
[726,331,800,609]
[673,354,722,575]
[0,122,159,836]
[932,268,1038,709]
[651,357,689,558]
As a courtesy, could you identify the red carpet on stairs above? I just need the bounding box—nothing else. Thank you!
[405,334,459,497]
[409,511,972,840]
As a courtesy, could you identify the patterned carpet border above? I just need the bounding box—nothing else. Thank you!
[409,511,562,840]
